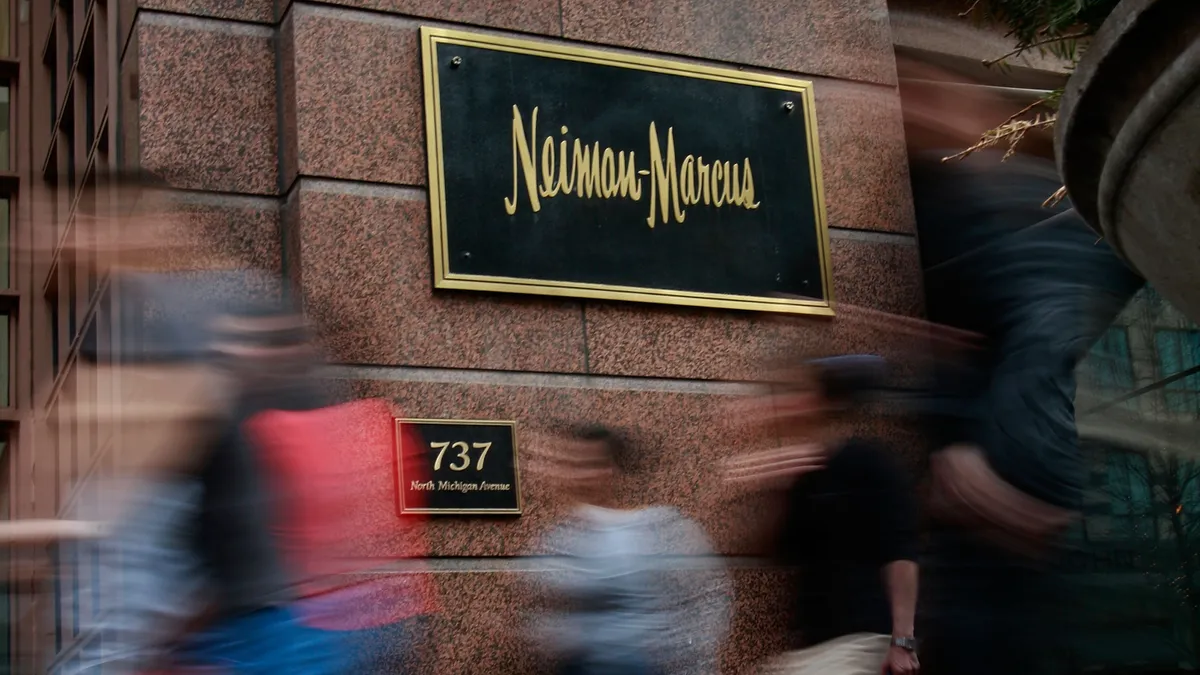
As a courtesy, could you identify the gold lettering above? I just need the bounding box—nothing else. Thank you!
[499,108,760,222]
[504,105,541,215]
[719,161,733,207]
[588,142,603,197]
[742,159,760,209]
[573,141,605,198]
[539,137,558,198]
[448,441,471,471]
[601,148,618,198]
[618,152,642,200]
[697,158,711,205]
[572,140,589,197]
[729,161,742,206]
[557,136,575,194]
[711,161,725,207]
[429,441,494,472]
[647,122,687,228]
[472,442,493,470]
[680,156,696,205]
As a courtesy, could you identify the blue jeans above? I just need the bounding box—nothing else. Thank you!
[182,605,346,675]
[559,652,659,675]
[336,616,428,675]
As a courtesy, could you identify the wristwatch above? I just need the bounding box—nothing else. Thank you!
[891,636,918,653]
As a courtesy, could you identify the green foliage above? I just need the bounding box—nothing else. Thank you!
[948,0,1121,169]
[970,0,1122,64]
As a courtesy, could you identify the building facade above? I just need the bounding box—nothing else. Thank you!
[1059,288,1200,674]
[0,1,1118,674]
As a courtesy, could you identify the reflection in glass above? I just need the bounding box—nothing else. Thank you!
[1088,327,1134,391]
[0,313,7,408]
[0,198,7,288]
[49,64,57,128]
[1107,452,1133,516]
[0,438,9,675]
[1068,285,1200,673]
[67,261,76,342]
[1155,329,1200,413]
[49,294,59,375]
[0,1,9,58]
[0,85,8,172]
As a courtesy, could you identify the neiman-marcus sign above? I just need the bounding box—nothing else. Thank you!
[421,27,833,315]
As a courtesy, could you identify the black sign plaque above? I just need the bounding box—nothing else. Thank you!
[396,418,522,515]
[421,27,834,315]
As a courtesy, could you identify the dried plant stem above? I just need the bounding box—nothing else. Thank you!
[982,31,1091,67]
[1001,99,1051,127]
[1043,185,1069,209]
[942,112,1058,163]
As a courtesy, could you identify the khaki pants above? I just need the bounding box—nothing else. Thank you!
[763,633,890,675]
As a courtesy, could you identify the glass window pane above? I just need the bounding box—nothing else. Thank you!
[1086,326,1134,390]
[1155,330,1182,378]
[0,198,8,288]
[63,7,73,72]
[0,0,10,58]
[84,67,95,151]
[1107,452,1132,516]
[1129,456,1153,514]
[49,66,57,128]
[0,313,8,408]
[1154,329,1200,413]
[0,85,9,173]
[67,262,76,342]
[1188,332,1200,375]
[49,299,60,376]
[1,439,10,675]
[66,128,75,194]
[1184,471,1200,513]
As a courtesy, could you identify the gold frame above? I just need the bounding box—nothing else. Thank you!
[395,417,523,516]
[421,26,835,316]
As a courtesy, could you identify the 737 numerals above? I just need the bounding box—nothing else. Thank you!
[430,441,493,471]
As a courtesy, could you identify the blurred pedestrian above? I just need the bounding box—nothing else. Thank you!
[241,308,438,675]
[897,51,1147,674]
[909,150,1144,675]
[534,425,731,675]
[62,270,238,675]
[726,355,920,675]
[40,168,351,675]
[173,300,346,675]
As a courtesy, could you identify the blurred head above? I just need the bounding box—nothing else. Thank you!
[556,424,633,505]
[210,296,320,390]
[766,354,889,438]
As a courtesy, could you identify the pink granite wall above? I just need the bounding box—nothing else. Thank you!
[127,1,922,672]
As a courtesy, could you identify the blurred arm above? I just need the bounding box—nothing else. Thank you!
[869,446,920,639]
[884,561,918,639]
[0,519,110,545]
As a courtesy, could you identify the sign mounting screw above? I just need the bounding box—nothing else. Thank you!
[782,101,795,112]
[450,56,463,68]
